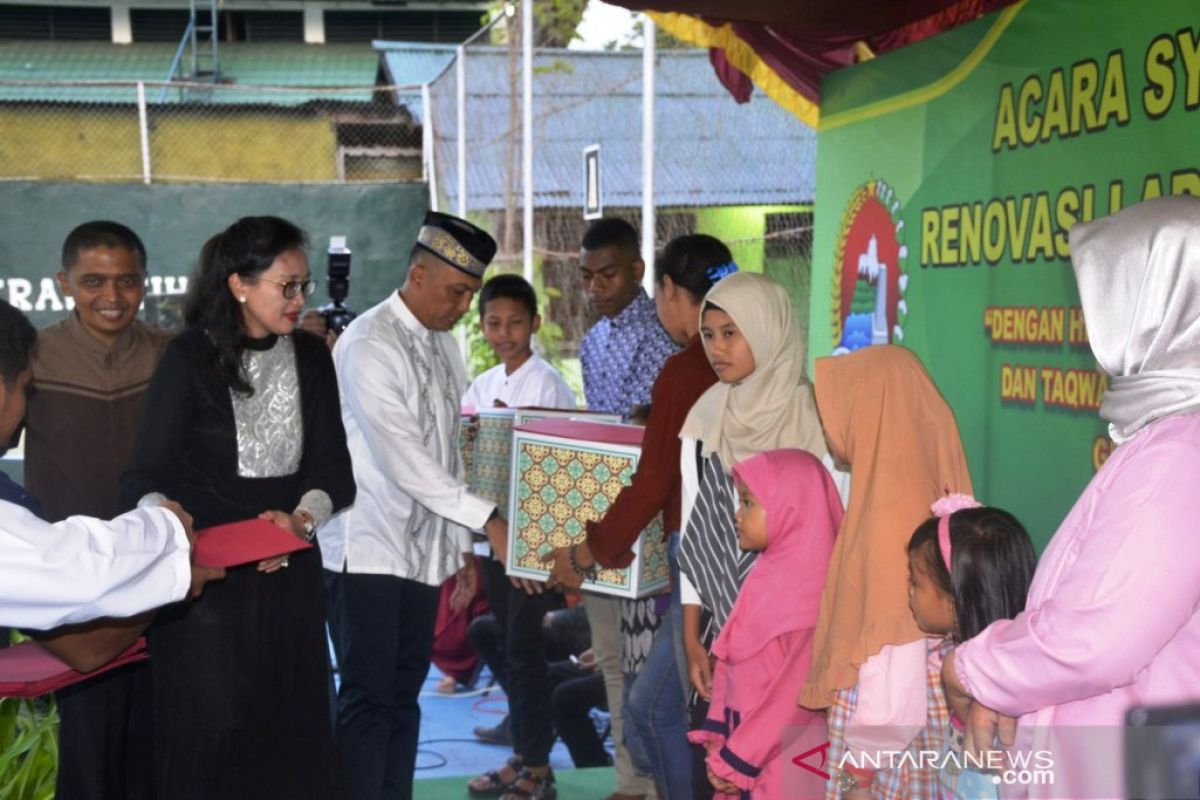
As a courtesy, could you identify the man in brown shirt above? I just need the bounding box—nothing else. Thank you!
[25,221,169,800]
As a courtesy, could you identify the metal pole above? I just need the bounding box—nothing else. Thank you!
[456,44,467,219]
[522,0,533,283]
[641,16,656,295]
[422,82,439,211]
[136,81,152,184]
[209,0,218,80]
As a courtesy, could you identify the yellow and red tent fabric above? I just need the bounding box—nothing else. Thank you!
[612,0,1018,127]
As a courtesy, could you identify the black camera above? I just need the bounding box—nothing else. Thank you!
[318,236,357,334]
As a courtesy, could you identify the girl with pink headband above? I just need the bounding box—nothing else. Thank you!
[905,495,1036,799]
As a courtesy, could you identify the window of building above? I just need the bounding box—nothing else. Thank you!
[324,10,482,44]
[335,115,423,183]
[131,9,304,43]
[227,11,304,43]
[0,4,111,41]
[130,8,197,42]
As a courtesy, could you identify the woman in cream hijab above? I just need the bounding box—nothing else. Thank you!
[943,195,1200,799]
[676,271,829,701]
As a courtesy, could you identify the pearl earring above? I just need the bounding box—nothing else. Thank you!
[238,296,247,303]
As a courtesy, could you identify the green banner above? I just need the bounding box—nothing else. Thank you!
[0,182,429,331]
[810,0,1199,547]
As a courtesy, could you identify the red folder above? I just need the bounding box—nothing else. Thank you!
[0,638,149,698]
[193,518,312,569]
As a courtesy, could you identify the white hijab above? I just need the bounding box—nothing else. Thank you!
[678,271,827,469]
[1070,194,1200,443]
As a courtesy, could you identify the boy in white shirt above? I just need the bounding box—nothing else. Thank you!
[463,274,575,410]
[463,274,576,798]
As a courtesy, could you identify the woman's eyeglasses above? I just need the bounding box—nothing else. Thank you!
[251,277,317,299]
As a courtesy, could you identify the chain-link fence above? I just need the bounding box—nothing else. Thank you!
[0,80,423,183]
[1,23,818,378]
[420,19,817,379]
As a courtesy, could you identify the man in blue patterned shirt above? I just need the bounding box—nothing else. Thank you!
[576,218,677,800]
[579,220,679,418]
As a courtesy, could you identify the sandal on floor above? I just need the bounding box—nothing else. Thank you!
[467,755,522,797]
[499,767,556,800]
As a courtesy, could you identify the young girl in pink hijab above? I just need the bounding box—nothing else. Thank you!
[688,448,842,797]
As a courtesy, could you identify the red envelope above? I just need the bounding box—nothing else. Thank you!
[0,638,149,698]
[193,519,312,569]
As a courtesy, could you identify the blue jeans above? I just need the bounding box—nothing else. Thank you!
[625,532,693,799]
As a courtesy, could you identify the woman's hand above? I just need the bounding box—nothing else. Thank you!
[687,638,713,700]
[257,509,304,572]
[944,652,1019,758]
[964,700,1018,761]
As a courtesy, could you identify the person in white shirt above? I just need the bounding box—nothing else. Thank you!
[0,298,216,655]
[462,275,575,411]
[1,500,193,631]
[463,275,574,800]
[321,211,510,800]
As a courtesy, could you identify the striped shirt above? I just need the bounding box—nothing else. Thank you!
[678,448,757,642]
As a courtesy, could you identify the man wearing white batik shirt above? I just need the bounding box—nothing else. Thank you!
[321,211,510,800]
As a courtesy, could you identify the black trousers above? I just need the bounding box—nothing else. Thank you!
[325,570,440,800]
[549,660,609,768]
[54,662,156,800]
[504,582,562,767]
[471,558,513,696]
[477,556,566,767]
[470,560,591,701]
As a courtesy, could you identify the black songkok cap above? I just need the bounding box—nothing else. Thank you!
[414,211,498,278]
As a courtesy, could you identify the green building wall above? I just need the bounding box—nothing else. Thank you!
[0,106,338,182]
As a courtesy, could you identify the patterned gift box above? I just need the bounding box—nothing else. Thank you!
[506,418,670,599]
[470,407,621,518]
[470,408,517,515]
[459,409,475,486]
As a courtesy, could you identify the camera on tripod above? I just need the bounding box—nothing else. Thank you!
[319,236,357,334]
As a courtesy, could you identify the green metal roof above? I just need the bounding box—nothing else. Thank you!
[0,42,381,105]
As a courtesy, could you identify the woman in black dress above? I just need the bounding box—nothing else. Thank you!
[123,216,354,799]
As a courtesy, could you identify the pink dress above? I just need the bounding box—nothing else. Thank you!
[688,449,840,797]
[690,630,828,797]
[954,413,1200,798]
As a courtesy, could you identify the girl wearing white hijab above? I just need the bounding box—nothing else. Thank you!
[676,271,832,701]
